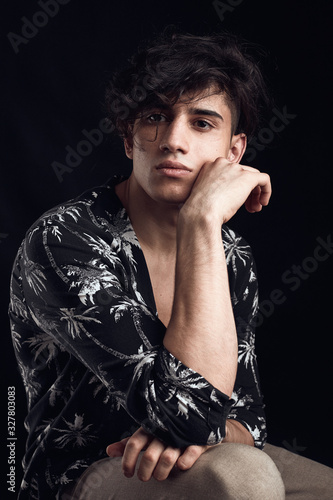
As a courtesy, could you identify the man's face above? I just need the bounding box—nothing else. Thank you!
[125,88,246,207]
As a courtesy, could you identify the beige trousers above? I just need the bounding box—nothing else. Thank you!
[60,443,333,500]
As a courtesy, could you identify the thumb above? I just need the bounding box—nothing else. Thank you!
[176,445,208,470]
[106,437,129,457]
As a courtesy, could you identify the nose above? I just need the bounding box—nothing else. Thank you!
[159,118,189,154]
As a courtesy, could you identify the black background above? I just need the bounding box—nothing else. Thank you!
[2,0,333,494]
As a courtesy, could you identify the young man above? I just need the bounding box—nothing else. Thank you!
[9,31,333,499]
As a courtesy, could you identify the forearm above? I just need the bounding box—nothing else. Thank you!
[163,210,238,397]
[224,419,254,446]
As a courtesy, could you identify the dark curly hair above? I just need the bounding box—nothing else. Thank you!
[105,30,270,141]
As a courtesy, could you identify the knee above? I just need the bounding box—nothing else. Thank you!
[198,443,285,500]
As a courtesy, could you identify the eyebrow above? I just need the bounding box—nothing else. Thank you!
[188,108,224,121]
[143,106,224,121]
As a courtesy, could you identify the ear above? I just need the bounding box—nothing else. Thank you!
[124,137,133,160]
[227,133,247,163]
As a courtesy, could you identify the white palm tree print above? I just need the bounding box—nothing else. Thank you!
[238,332,259,389]
[110,297,155,349]
[23,256,47,295]
[223,228,252,275]
[27,205,82,243]
[24,332,60,364]
[17,361,42,410]
[10,324,22,353]
[59,307,102,339]
[97,208,141,269]
[63,258,122,305]
[160,353,209,420]
[54,414,96,448]
[81,233,123,269]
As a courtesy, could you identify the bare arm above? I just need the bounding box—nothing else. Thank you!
[164,158,271,395]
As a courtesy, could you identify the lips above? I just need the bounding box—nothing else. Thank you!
[156,161,191,172]
[155,161,192,179]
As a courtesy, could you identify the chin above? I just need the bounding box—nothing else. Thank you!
[152,182,192,206]
[155,191,190,207]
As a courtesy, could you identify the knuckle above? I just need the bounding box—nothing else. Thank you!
[126,439,141,453]
[184,447,201,462]
[161,449,178,466]
[143,450,157,464]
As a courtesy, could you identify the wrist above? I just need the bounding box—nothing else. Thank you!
[178,203,222,234]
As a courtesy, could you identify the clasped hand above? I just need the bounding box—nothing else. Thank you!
[106,426,213,482]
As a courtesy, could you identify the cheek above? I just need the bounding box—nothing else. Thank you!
[219,142,233,161]
[132,137,147,154]
[133,122,160,146]
[132,131,159,156]
[131,148,154,185]
[200,144,230,164]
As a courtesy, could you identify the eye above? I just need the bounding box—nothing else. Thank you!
[194,119,213,130]
[146,113,167,123]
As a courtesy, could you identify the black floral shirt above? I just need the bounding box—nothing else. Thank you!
[9,177,266,499]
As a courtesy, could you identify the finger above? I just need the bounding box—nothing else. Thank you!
[245,173,271,212]
[259,177,272,206]
[176,445,208,470]
[152,446,182,481]
[136,439,171,482]
[238,167,272,211]
[122,428,154,478]
[242,167,271,195]
[240,165,261,173]
[106,437,129,457]
[256,172,272,205]
[245,186,262,213]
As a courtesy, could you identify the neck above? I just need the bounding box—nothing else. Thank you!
[115,176,179,255]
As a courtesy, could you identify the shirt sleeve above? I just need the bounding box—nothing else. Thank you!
[223,227,267,449]
[15,203,232,449]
